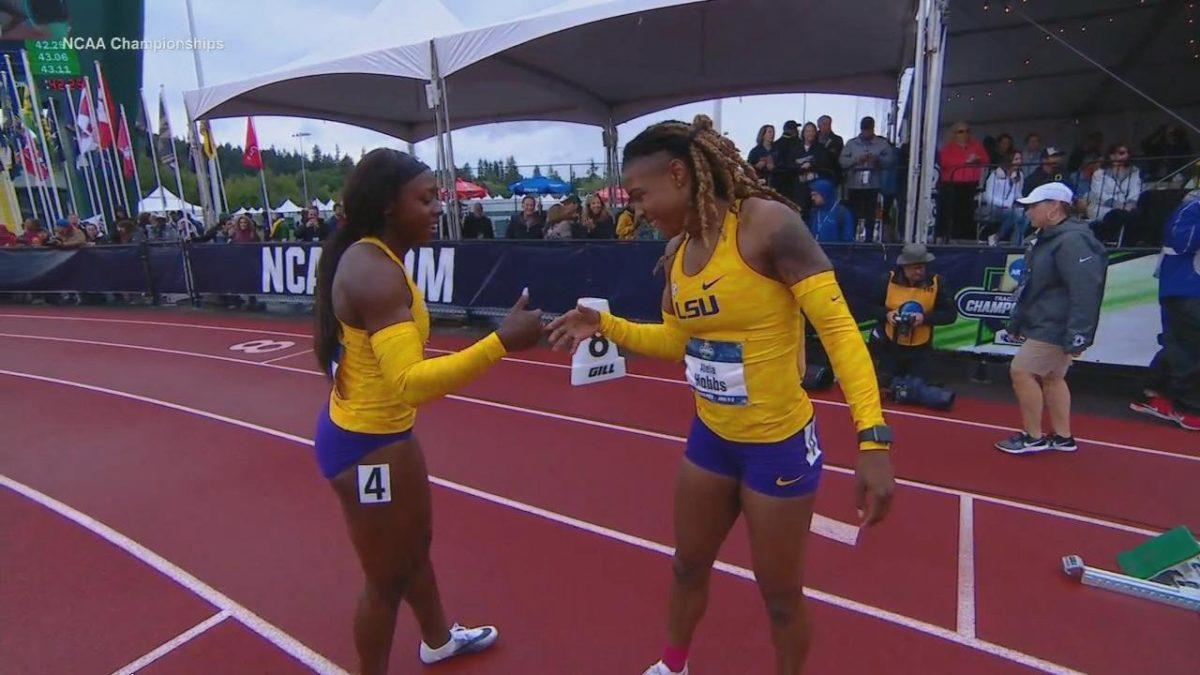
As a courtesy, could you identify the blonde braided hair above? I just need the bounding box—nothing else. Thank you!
[624,114,799,247]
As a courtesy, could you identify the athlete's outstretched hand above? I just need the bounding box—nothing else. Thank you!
[855,451,894,526]
[545,303,602,352]
[497,290,544,352]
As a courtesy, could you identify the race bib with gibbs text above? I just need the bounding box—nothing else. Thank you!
[684,338,748,405]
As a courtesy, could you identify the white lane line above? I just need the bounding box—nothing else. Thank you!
[111,609,231,675]
[0,471,346,674]
[811,513,860,547]
[262,349,314,365]
[2,313,1189,461]
[0,313,312,339]
[0,333,1165,538]
[957,496,977,639]
[0,369,1082,675]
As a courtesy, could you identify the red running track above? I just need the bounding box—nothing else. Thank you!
[1,307,1197,674]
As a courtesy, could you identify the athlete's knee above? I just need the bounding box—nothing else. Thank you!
[759,587,805,628]
[671,554,715,588]
[362,573,409,608]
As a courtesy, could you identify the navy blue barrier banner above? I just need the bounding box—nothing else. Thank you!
[185,241,667,319]
[0,240,1159,366]
[181,240,1013,322]
[0,245,153,293]
[147,244,190,295]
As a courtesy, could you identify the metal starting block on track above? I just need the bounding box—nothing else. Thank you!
[1062,555,1200,612]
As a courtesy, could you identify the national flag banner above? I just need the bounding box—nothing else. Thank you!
[157,88,176,169]
[20,132,48,180]
[135,92,150,135]
[117,108,135,179]
[74,85,98,164]
[19,84,42,143]
[93,68,116,149]
[198,119,216,160]
[242,117,262,169]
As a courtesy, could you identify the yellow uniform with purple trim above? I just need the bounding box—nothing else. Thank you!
[327,236,506,435]
[598,203,887,457]
[667,206,811,442]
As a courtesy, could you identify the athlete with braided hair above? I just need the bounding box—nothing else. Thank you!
[548,116,894,675]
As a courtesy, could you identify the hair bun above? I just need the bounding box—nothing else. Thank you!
[691,114,715,133]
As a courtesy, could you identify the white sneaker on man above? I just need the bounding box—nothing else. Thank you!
[642,661,689,675]
[418,623,498,664]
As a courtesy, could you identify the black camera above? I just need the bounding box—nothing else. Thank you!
[894,312,917,336]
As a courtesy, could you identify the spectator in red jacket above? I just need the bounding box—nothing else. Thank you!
[938,122,989,241]
[0,223,17,247]
[17,218,47,246]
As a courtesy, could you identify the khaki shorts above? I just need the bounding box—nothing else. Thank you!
[1011,338,1073,378]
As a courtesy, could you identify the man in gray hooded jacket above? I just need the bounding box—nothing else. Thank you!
[996,182,1107,454]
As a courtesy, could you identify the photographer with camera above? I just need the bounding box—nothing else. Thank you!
[868,244,958,408]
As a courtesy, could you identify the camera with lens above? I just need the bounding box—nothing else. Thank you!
[894,312,918,336]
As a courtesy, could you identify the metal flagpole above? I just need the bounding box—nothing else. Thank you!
[212,146,229,212]
[63,83,98,220]
[120,105,145,215]
[5,57,52,221]
[1,69,40,224]
[903,0,929,243]
[183,0,218,225]
[915,0,948,243]
[83,75,120,221]
[46,96,78,216]
[93,62,130,216]
[27,130,54,223]
[68,83,107,226]
[17,50,64,219]
[143,89,167,215]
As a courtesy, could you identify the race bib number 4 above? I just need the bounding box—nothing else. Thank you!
[684,339,748,405]
[357,464,392,504]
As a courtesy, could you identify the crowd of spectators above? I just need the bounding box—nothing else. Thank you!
[943,122,1195,246]
[0,203,346,249]
[4,119,1191,250]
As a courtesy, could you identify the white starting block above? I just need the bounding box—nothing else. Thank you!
[1062,555,1200,612]
[570,298,627,386]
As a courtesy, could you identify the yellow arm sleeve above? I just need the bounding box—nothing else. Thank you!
[369,322,507,407]
[791,271,889,451]
[598,311,689,361]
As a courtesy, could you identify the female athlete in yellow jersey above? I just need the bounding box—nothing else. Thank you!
[312,149,543,675]
[548,116,895,675]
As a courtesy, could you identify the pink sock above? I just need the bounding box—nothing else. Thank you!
[662,644,689,673]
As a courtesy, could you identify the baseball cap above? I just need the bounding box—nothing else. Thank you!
[1041,147,1064,159]
[1016,182,1074,206]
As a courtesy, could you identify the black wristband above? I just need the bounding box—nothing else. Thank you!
[857,425,893,444]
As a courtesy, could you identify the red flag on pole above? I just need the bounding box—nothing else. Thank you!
[20,132,49,180]
[242,117,262,169]
[117,108,135,179]
[75,86,98,159]
[93,68,117,149]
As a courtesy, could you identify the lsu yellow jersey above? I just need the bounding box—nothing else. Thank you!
[669,202,815,443]
[328,236,429,434]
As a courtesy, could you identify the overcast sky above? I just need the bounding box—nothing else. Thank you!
[143,0,891,175]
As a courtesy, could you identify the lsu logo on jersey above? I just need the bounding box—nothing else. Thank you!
[674,295,720,319]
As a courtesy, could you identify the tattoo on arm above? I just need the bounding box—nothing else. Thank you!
[767,211,833,286]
